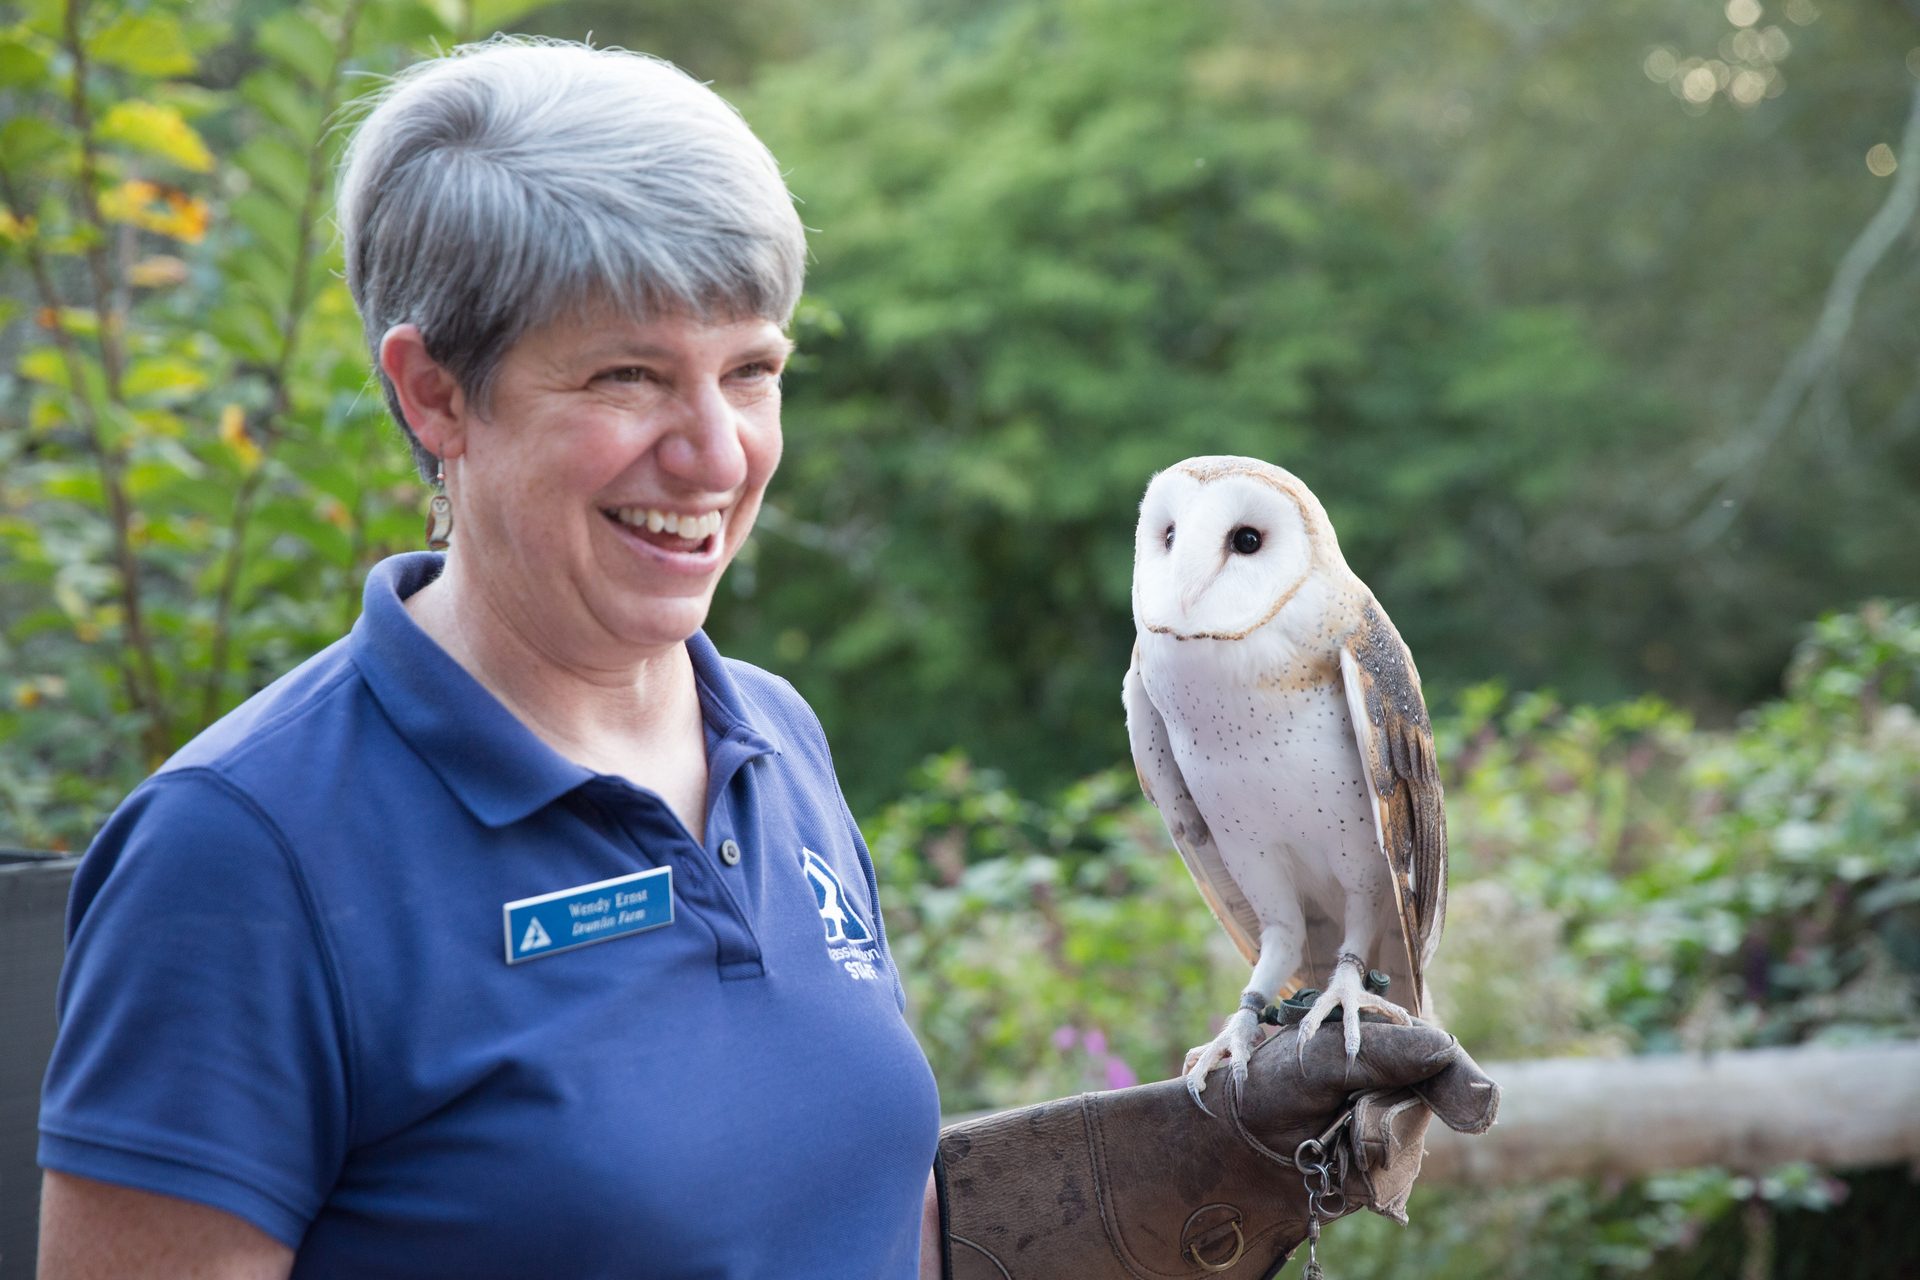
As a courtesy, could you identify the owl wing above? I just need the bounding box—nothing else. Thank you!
[1124,643,1262,966]
[1337,602,1448,1017]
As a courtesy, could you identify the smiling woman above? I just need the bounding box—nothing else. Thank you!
[34,38,939,1280]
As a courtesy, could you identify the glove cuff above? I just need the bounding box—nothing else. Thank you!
[936,1030,1501,1278]
[939,1079,1306,1280]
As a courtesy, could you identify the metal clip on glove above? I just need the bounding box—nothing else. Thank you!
[936,1021,1498,1280]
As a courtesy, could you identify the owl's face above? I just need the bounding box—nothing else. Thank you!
[1133,465,1314,641]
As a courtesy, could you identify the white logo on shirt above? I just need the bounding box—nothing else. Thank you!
[520,917,552,952]
[802,849,881,980]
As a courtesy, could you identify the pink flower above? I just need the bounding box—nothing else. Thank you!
[1083,1028,1107,1057]
[1104,1058,1138,1090]
[1051,1025,1078,1051]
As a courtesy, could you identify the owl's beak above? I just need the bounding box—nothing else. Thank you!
[1177,543,1229,616]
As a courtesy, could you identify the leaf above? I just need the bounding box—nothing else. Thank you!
[469,0,549,31]
[19,0,62,39]
[0,37,49,88]
[133,407,186,438]
[0,116,65,170]
[218,403,261,471]
[240,70,324,145]
[98,400,145,452]
[96,101,214,173]
[206,298,282,364]
[360,0,451,48]
[255,11,336,88]
[153,83,225,120]
[236,136,311,208]
[123,356,212,404]
[97,180,210,243]
[18,347,67,388]
[89,12,196,78]
[128,255,190,288]
[420,0,544,37]
[225,243,294,309]
[230,192,302,265]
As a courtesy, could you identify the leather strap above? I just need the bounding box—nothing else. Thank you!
[1225,1069,1300,1171]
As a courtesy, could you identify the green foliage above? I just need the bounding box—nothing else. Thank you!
[0,0,543,846]
[686,0,1920,813]
[723,0,1662,810]
[1442,600,1920,1058]
[866,753,1246,1111]
[869,603,1919,1273]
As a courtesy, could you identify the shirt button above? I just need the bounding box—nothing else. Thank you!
[719,839,742,867]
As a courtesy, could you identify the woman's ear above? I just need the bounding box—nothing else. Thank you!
[379,325,469,461]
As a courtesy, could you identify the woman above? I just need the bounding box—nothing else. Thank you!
[37,37,1490,1280]
[38,39,939,1277]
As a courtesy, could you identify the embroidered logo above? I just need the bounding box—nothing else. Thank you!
[803,848,881,980]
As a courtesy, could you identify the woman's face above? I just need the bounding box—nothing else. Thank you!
[437,309,791,662]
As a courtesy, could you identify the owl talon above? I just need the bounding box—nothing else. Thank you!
[1182,1007,1261,1114]
[1295,958,1412,1073]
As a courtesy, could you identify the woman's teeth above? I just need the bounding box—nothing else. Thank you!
[609,507,723,541]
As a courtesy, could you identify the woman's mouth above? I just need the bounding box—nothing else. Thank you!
[602,505,724,555]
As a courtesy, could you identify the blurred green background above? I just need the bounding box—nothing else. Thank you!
[1,0,1917,1274]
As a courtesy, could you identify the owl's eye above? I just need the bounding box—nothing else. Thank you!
[1164,524,1175,549]
[1230,526,1262,555]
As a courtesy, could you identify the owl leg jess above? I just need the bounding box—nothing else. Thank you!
[1296,951,1413,1070]
[1182,921,1301,1112]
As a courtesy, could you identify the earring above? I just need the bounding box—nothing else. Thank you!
[425,459,453,551]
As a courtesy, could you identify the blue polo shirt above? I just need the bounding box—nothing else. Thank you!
[40,553,940,1278]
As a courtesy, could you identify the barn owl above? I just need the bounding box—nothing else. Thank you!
[1124,456,1446,1109]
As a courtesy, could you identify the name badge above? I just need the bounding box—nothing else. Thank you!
[503,866,673,964]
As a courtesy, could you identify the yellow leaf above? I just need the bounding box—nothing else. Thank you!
[128,254,189,287]
[136,408,186,438]
[219,403,261,470]
[124,356,209,402]
[97,100,213,173]
[12,675,70,706]
[0,208,34,242]
[96,179,154,221]
[98,179,210,243]
[18,347,65,386]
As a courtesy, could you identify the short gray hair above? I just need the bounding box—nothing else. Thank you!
[337,38,807,478]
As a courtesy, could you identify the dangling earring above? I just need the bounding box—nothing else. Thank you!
[425,459,453,551]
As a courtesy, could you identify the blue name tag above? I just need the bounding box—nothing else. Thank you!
[503,866,673,964]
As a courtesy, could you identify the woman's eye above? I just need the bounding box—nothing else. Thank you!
[1164,525,1175,549]
[1230,526,1262,555]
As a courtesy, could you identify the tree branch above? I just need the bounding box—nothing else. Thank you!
[1554,77,1920,569]
[3,49,175,759]
[199,0,368,730]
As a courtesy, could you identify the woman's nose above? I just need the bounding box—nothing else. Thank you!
[655,380,748,493]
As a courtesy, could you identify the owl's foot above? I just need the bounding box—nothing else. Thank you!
[1182,996,1264,1115]
[1296,955,1411,1071]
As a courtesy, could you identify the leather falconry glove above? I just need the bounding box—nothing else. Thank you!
[935,1020,1498,1280]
